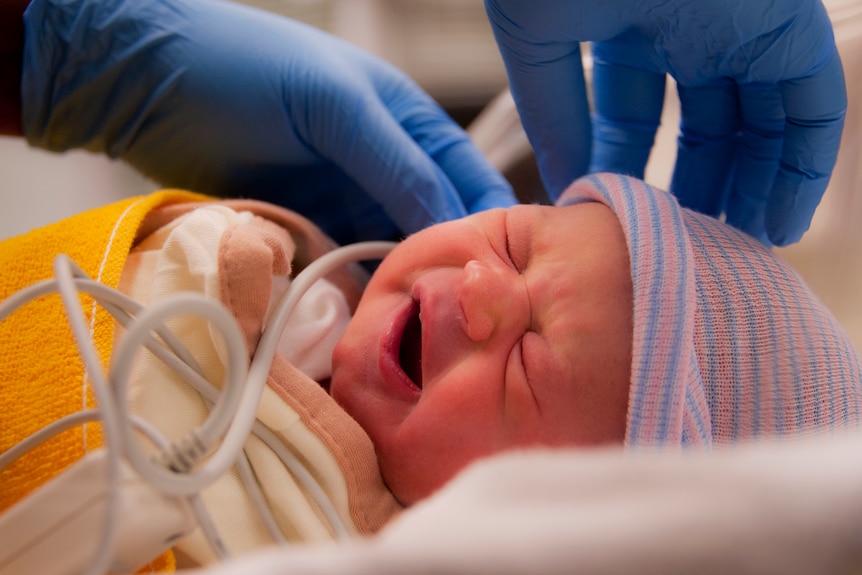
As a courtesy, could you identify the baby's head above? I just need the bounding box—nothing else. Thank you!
[331,173,862,506]
[330,199,634,504]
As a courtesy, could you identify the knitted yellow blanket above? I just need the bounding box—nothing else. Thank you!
[0,190,208,572]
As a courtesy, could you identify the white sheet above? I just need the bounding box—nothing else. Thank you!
[190,430,862,575]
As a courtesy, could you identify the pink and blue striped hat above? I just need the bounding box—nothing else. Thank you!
[558,173,862,448]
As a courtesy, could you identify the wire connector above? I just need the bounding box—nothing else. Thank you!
[153,431,211,474]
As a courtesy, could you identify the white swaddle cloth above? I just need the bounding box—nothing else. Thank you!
[120,204,350,382]
[117,201,401,567]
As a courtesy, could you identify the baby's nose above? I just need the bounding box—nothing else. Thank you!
[457,260,530,343]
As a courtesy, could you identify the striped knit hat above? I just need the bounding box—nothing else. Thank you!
[558,173,862,448]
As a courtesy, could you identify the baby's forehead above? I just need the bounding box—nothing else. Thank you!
[509,199,619,237]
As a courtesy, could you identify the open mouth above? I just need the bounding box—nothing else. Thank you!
[398,301,423,390]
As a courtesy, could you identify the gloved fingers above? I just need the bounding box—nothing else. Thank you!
[485,0,630,45]
[723,84,785,245]
[589,53,666,178]
[387,93,517,214]
[485,0,597,198]
[306,82,480,235]
[495,43,593,198]
[670,81,742,217]
[766,52,847,246]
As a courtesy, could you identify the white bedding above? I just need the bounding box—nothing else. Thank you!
[191,430,862,575]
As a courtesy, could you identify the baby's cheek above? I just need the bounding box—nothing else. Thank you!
[501,339,541,426]
[378,393,507,505]
[521,332,569,406]
[374,425,453,505]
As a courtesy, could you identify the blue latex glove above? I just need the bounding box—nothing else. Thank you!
[21,0,516,245]
[485,0,847,246]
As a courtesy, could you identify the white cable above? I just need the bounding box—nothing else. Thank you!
[0,273,277,552]
[1,240,397,573]
[0,409,235,568]
[187,493,231,560]
[0,274,207,390]
[168,362,352,540]
[0,410,160,473]
[1,272,242,564]
[258,242,396,363]
[226,242,398,493]
[52,255,123,575]
[58,259,251,485]
[244,241,396,538]
[113,292,248,456]
[192,389,287,545]
[250,418,351,539]
[110,293,249,493]
[0,410,98,472]
[234,450,288,546]
[133,241,396,538]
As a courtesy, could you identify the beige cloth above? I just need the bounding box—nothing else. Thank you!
[118,199,402,567]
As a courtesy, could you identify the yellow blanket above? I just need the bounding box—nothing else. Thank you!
[0,190,208,572]
[0,191,401,573]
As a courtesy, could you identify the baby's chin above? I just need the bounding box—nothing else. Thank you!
[378,457,448,507]
[378,437,510,506]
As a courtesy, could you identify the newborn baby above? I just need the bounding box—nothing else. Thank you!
[331,172,862,505]
[3,172,859,568]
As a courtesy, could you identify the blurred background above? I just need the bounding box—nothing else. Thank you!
[1,0,861,350]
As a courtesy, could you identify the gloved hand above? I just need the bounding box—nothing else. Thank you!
[21,0,516,245]
[485,0,847,246]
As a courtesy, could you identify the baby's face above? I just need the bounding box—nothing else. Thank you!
[330,202,633,504]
